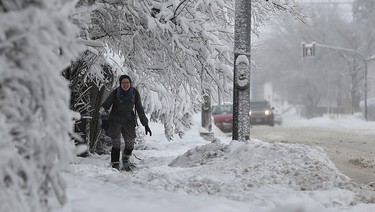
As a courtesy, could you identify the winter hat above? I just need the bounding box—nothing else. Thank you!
[119,75,132,85]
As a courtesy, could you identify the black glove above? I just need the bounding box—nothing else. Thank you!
[101,119,109,130]
[145,125,152,136]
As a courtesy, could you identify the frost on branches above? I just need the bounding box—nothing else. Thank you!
[0,0,83,211]
[83,0,303,140]
[69,0,304,141]
[80,0,235,140]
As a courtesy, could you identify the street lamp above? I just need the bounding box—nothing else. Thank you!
[302,42,369,121]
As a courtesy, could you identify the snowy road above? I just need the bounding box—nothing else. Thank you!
[250,125,375,185]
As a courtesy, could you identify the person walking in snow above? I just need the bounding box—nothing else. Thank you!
[100,74,152,171]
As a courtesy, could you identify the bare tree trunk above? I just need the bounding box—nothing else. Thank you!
[339,54,363,113]
[67,57,92,157]
[89,64,113,154]
[63,51,114,156]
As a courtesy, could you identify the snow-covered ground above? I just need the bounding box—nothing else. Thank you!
[283,109,375,131]
[56,111,375,212]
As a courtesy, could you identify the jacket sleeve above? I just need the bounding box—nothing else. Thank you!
[101,89,114,111]
[134,89,149,126]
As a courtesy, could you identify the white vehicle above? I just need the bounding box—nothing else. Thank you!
[273,107,283,125]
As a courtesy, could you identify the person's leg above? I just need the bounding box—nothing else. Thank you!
[106,124,122,169]
[121,127,136,171]
[110,134,121,169]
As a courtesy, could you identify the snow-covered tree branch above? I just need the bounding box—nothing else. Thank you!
[0,0,83,211]
[68,0,305,142]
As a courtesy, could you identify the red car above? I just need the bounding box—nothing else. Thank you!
[212,104,233,133]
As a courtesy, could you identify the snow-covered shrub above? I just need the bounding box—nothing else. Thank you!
[0,0,83,211]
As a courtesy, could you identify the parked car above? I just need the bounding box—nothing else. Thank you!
[272,107,283,125]
[249,100,274,126]
[212,100,275,132]
[212,104,233,133]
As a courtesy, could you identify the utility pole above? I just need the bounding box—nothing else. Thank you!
[232,0,251,141]
[302,42,369,121]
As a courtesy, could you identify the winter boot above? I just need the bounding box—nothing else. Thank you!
[121,155,135,172]
[111,162,120,170]
[111,147,120,170]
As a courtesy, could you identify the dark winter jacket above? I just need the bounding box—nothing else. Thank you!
[101,86,148,137]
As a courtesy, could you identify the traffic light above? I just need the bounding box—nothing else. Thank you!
[302,42,316,58]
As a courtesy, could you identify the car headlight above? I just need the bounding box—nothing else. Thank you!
[264,110,270,115]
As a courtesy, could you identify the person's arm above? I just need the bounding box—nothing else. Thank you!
[99,90,115,130]
[101,90,115,111]
[134,89,148,126]
[134,89,151,136]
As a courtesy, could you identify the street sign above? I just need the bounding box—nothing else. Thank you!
[302,42,316,58]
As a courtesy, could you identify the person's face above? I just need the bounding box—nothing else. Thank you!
[121,78,131,91]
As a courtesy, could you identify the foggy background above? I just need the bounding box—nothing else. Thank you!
[252,0,375,119]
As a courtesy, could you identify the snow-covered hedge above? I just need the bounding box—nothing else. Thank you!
[0,0,83,211]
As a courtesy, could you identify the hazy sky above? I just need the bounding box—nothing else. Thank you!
[304,0,354,18]
[303,0,354,3]
[253,0,354,40]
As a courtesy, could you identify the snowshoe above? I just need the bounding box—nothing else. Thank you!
[121,156,136,172]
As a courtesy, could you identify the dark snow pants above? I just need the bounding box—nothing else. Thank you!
[106,123,135,157]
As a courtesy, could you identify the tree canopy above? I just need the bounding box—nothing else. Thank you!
[73,0,304,140]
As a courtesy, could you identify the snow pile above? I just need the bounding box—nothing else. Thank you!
[58,113,375,212]
[170,139,350,191]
